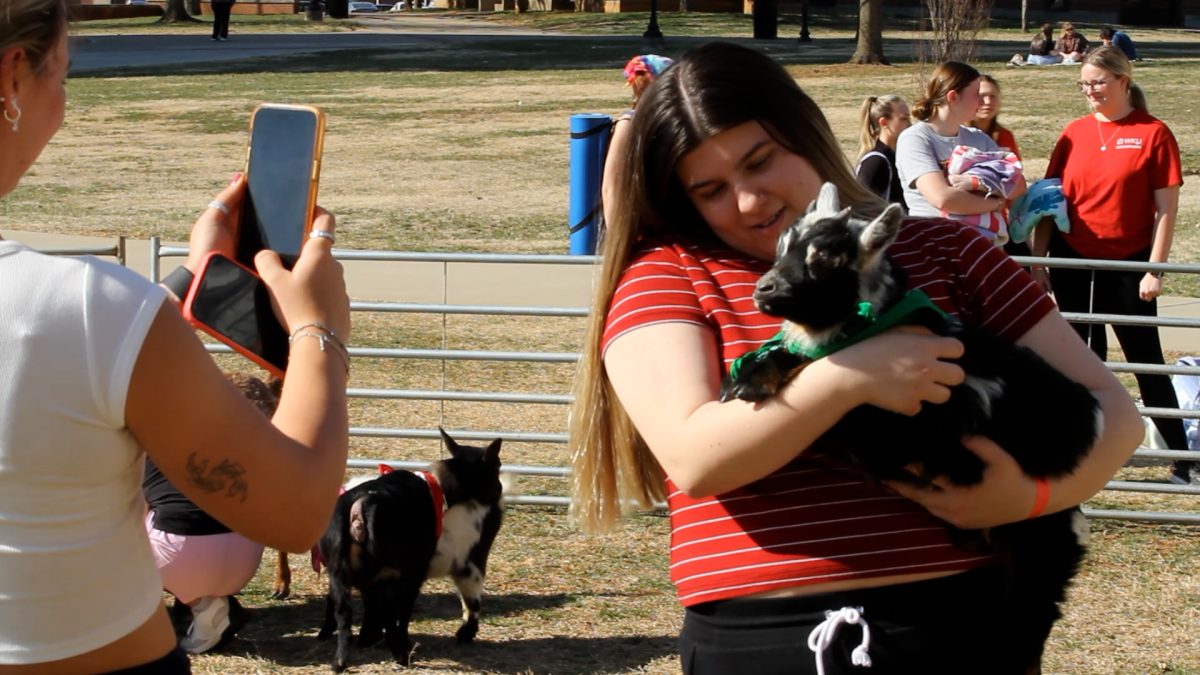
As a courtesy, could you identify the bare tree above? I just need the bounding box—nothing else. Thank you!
[849,0,887,65]
[921,0,993,63]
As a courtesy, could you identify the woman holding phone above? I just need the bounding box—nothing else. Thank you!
[0,2,351,672]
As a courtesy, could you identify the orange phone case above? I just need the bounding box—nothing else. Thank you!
[181,252,288,380]
[243,103,327,248]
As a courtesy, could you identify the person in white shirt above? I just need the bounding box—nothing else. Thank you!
[1,2,351,672]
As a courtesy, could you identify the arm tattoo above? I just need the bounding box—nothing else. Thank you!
[185,452,249,503]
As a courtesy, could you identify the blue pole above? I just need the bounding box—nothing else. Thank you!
[568,113,611,256]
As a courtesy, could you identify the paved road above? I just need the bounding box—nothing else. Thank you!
[69,14,609,75]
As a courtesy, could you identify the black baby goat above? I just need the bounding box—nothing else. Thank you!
[318,428,503,672]
[721,182,1102,674]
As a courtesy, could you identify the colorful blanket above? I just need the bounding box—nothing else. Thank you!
[943,145,1024,246]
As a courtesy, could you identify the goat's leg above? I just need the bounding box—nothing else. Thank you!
[318,591,335,640]
[326,577,356,673]
[271,549,292,600]
[385,579,423,667]
[356,588,384,648]
[719,348,809,403]
[451,561,486,643]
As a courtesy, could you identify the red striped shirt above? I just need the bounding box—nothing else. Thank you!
[602,218,1057,606]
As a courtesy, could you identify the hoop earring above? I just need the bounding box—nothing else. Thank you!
[4,98,20,133]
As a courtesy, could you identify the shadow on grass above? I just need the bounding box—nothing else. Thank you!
[210,590,676,672]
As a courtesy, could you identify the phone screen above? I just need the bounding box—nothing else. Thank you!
[188,254,289,376]
[236,105,323,267]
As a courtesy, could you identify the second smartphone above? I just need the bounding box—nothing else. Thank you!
[235,103,326,268]
[183,252,289,380]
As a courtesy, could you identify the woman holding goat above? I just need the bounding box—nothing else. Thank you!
[570,41,1141,675]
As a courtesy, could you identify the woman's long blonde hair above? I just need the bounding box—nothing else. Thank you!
[857,94,905,157]
[569,41,885,533]
[1083,46,1148,112]
[0,0,68,73]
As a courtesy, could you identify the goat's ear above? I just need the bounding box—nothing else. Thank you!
[859,204,904,257]
[439,426,462,457]
[485,437,502,463]
[811,182,842,217]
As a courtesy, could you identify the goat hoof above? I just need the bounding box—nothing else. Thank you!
[391,640,415,667]
[721,382,771,403]
[331,659,348,673]
[269,587,290,600]
[455,623,478,644]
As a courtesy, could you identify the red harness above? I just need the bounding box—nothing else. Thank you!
[379,464,447,541]
[310,464,448,572]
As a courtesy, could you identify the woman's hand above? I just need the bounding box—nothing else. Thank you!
[185,174,245,274]
[255,207,351,341]
[825,327,966,416]
[1139,273,1163,301]
[886,435,1039,529]
[1029,266,1052,294]
[947,174,979,192]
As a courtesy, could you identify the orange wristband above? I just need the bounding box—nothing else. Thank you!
[1027,478,1050,519]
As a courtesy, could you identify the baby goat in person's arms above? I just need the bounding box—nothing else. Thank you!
[318,428,503,672]
[721,182,1101,673]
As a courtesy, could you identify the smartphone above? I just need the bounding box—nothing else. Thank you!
[183,252,288,380]
[235,103,326,268]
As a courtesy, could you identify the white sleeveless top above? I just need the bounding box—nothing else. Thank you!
[0,241,166,664]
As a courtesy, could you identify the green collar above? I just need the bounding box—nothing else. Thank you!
[730,290,947,379]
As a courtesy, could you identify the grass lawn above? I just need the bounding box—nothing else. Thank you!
[8,13,1200,674]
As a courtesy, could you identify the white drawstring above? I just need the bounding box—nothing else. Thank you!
[807,606,873,675]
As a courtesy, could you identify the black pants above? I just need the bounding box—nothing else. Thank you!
[100,646,191,674]
[211,2,232,39]
[1048,233,1188,461]
[679,566,1011,675]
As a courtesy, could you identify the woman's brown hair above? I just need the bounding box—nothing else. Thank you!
[0,0,69,74]
[912,61,980,122]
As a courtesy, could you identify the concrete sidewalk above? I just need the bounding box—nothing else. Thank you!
[10,228,1200,355]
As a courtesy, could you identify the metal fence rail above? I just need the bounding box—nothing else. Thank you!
[146,241,1200,522]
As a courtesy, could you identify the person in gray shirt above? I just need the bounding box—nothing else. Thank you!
[896,61,1023,227]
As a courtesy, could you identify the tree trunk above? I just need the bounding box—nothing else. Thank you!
[1020,0,1027,31]
[849,0,887,64]
[186,0,201,14]
[159,0,202,22]
[752,0,778,39]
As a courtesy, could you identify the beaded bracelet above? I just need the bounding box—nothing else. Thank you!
[289,331,351,374]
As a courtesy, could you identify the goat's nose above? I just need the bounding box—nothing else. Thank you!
[756,277,777,295]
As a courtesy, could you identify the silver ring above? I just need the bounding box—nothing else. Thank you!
[206,199,230,216]
[309,229,336,245]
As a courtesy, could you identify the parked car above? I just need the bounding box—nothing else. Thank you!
[348,1,379,11]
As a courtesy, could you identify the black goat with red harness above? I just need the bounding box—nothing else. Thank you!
[317,428,503,671]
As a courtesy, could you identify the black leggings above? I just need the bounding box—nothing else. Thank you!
[100,646,190,674]
[211,2,232,39]
[679,566,1011,675]
[1048,234,1187,452]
